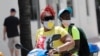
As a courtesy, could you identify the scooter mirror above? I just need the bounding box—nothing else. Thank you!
[15,44,23,49]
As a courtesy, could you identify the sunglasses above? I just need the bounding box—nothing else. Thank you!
[43,16,54,21]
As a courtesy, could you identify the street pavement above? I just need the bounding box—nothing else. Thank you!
[0,37,11,56]
[0,21,100,56]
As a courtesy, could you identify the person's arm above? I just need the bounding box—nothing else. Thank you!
[70,27,80,53]
[48,34,75,55]
[3,18,7,41]
[17,18,20,34]
[3,26,6,40]
[57,34,75,53]
[34,29,41,48]
[17,25,20,34]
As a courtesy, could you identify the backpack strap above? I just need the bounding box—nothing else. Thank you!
[68,24,74,36]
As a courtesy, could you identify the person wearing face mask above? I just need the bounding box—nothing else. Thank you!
[58,7,80,56]
[35,5,75,56]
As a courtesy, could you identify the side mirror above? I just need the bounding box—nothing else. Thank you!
[15,44,23,49]
[15,44,29,51]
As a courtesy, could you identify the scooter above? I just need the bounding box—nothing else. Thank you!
[15,34,61,56]
[15,44,48,56]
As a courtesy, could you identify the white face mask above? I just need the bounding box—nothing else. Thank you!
[62,20,71,27]
[43,20,55,29]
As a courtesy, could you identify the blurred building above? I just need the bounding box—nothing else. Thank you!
[0,0,100,39]
[39,0,100,39]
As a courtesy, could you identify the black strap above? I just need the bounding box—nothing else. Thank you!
[68,24,74,36]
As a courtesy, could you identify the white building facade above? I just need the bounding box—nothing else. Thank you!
[39,0,99,38]
[0,0,99,41]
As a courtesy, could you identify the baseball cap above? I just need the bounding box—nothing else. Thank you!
[58,7,72,18]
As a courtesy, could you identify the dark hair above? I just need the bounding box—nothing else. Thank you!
[60,10,70,17]
[10,8,16,12]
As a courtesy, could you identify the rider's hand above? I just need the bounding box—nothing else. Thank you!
[48,49,59,56]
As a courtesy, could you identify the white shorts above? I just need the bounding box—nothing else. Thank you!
[8,36,20,50]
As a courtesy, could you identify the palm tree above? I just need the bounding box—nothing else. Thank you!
[18,0,33,56]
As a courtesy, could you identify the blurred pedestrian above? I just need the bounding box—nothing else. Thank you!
[3,8,20,56]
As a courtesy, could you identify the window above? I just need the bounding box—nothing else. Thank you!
[67,0,74,17]
[86,0,89,16]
